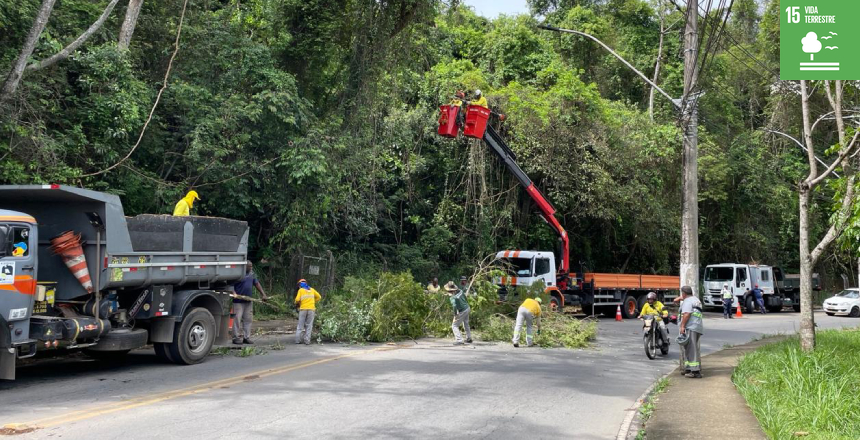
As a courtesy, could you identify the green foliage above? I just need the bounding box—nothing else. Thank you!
[479,312,597,348]
[734,330,860,439]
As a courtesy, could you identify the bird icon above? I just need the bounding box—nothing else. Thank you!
[825,46,838,50]
[829,32,838,35]
[821,36,832,40]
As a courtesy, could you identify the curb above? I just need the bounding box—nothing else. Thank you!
[615,368,675,440]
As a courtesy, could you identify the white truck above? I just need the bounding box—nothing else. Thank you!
[703,263,818,313]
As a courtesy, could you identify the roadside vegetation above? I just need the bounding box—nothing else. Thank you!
[733,329,860,439]
[315,271,595,348]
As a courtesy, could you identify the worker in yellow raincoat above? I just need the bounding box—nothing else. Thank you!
[472,89,488,108]
[172,190,200,216]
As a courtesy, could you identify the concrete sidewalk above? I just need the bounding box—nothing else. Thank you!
[645,337,785,439]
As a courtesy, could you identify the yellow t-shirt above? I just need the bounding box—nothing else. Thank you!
[426,283,441,294]
[295,287,321,310]
[522,298,542,316]
[172,199,191,216]
[639,301,667,318]
[472,96,488,108]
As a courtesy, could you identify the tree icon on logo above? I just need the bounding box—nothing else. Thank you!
[802,32,822,60]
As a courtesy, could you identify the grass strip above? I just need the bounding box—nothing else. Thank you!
[733,328,860,440]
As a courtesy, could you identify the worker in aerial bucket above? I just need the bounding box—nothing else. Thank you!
[472,89,488,108]
[172,190,200,216]
[450,90,467,127]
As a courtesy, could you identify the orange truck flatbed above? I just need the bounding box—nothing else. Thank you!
[582,273,680,291]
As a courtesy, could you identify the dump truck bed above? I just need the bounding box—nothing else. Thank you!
[0,186,248,300]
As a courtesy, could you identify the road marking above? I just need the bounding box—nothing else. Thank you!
[3,346,400,432]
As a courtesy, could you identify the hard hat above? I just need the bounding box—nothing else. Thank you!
[475,89,482,97]
[187,190,200,201]
[535,297,542,303]
[676,333,690,346]
[647,292,657,300]
[723,283,728,287]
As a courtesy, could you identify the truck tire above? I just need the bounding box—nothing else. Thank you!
[745,296,756,314]
[549,295,562,312]
[622,295,638,319]
[168,307,216,365]
[154,343,175,363]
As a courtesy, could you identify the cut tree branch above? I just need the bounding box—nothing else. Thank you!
[26,0,121,72]
[809,130,860,188]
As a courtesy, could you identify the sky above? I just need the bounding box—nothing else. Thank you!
[463,0,530,18]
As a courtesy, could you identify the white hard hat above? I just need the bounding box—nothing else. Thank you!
[475,89,482,96]
[647,292,657,300]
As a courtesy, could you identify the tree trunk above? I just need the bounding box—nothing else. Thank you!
[0,0,56,103]
[26,0,121,72]
[679,0,699,298]
[118,0,145,50]
[798,185,815,351]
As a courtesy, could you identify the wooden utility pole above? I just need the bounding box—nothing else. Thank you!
[679,0,700,298]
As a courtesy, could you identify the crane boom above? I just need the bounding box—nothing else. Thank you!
[483,125,570,288]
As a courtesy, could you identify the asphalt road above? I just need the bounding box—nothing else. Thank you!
[2,311,858,439]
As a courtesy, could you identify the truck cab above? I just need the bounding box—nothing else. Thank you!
[0,210,39,373]
[704,263,782,312]
[494,250,557,292]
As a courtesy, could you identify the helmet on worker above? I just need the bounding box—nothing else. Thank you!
[184,190,200,207]
[474,89,482,98]
[535,297,542,303]
[298,278,310,290]
[647,292,657,302]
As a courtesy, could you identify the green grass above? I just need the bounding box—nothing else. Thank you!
[635,377,671,440]
[733,329,860,440]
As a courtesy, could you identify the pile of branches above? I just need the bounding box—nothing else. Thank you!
[316,271,596,348]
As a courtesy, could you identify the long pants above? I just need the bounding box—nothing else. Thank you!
[682,331,702,372]
[232,302,253,339]
[512,307,534,346]
[296,309,316,344]
[452,308,472,342]
[656,319,669,344]
[723,298,733,318]
[756,298,766,314]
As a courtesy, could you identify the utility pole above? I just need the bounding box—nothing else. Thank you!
[679,0,700,298]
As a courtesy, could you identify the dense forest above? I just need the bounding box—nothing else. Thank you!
[1,0,857,286]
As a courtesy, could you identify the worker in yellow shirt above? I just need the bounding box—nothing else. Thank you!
[172,190,200,216]
[639,292,670,349]
[294,279,322,345]
[512,297,542,347]
[471,89,488,108]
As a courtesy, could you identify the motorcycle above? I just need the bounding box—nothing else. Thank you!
[642,314,678,359]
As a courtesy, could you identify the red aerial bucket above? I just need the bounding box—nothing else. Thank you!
[463,105,491,139]
[50,231,93,293]
[437,105,460,138]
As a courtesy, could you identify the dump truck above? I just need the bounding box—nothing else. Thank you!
[0,185,248,380]
[438,105,679,318]
[703,263,820,313]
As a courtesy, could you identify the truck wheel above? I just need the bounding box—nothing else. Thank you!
[622,295,638,319]
[745,296,756,314]
[549,295,562,312]
[850,307,860,318]
[168,307,216,365]
[154,343,175,363]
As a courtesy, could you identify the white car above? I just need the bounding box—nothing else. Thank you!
[823,288,860,317]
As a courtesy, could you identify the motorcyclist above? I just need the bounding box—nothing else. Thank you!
[639,292,670,348]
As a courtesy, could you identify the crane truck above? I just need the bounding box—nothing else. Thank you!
[0,185,248,380]
[438,104,679,318]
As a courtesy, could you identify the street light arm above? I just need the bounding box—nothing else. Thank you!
[538,24,681,109]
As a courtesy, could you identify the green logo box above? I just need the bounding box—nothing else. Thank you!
[780,0,858,79]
